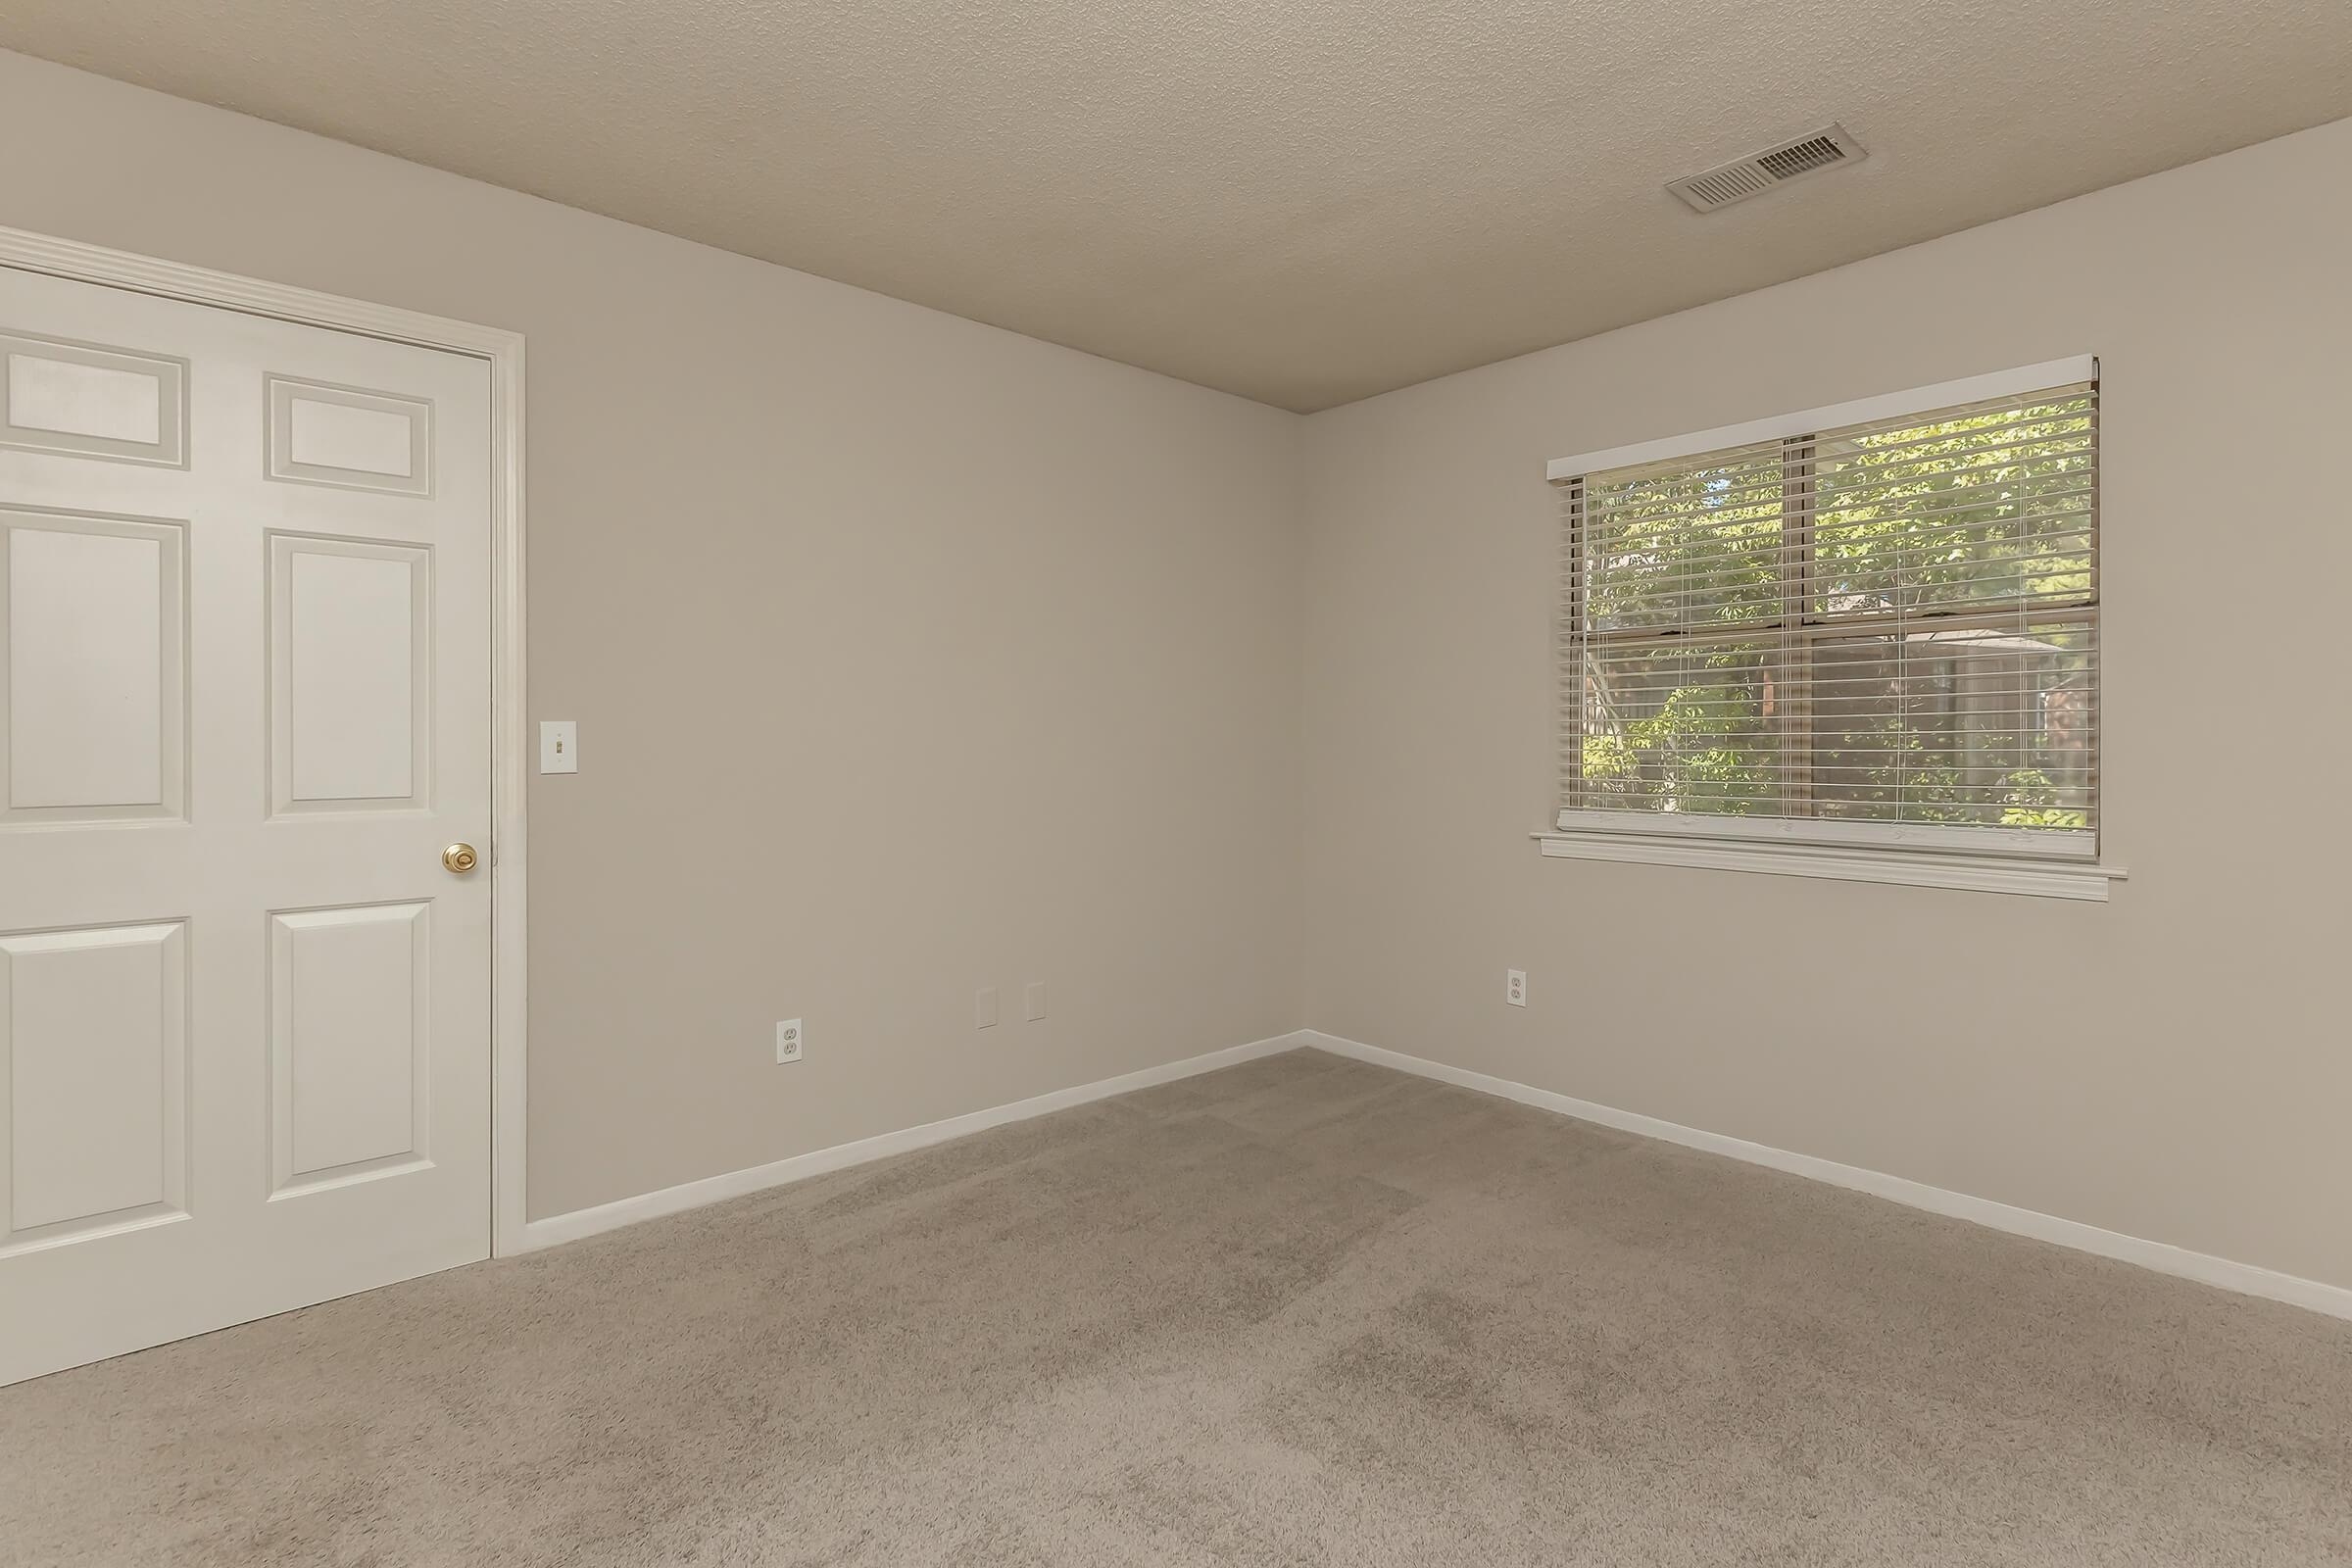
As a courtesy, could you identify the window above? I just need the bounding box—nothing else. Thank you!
[1546,360,2114,897]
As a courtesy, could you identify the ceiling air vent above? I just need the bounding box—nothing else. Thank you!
[1668,124,1868,214]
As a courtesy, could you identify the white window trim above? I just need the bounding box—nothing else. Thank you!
[1552,808,2095,859]
[1544,355,2119,901]
[1535,828,2126,900]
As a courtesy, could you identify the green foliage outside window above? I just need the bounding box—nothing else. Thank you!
[1574,394,2097,834]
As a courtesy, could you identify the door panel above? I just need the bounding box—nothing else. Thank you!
[0,921,187,1247]
[0,330,188,467]
[270,901,432,1195]
[0,265,492,1386]
[268,376,432,496]
[271,532,433,812]
[2,509,186,822]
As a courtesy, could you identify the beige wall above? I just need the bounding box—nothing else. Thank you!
[1300,117,2352,1291]
[0,51,1305,1219]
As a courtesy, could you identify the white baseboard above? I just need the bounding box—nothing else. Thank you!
[517,1029,1312,1251]
[519,1022,2352,1325]
[1300,1030,2352,1323]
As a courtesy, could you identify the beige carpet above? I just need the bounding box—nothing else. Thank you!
[3,1049,2347,1567]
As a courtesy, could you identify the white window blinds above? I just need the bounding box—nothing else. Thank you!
[1555,369,2098,858]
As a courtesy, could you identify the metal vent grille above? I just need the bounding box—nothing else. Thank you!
[1669,124,1867,213]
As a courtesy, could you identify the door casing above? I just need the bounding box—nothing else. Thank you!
[0,222,532,1257]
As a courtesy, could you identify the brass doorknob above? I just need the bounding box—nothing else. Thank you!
[443,843,480,874]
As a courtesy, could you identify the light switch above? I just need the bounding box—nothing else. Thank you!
[539,720,577,774]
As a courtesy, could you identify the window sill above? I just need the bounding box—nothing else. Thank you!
[1535,830,2127,901]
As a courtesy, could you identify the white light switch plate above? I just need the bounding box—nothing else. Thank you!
[539,720,577,774]
[1023,981,1047,1022]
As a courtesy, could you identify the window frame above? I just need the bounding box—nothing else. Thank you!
[1539,358,2124,900]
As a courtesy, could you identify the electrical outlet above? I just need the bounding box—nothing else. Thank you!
[975,987,999,1029]
[775,1018,804,1064]
[1505,969,1527,1007]
[1023,981,1047,1021]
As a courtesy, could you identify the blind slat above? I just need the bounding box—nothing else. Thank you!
[1592,428,2093,515]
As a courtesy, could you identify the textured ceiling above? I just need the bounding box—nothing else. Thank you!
[4,2,2349,411]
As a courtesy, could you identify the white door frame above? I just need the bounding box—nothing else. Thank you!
[0,222,533,1258]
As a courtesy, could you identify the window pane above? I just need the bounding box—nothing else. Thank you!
[1585,443,1785,633]
[1560,377,2099,847]
[1583,639,1783,816]
[1812,396,2095,616]
[1807,619,2096,830]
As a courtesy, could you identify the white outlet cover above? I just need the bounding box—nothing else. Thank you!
[1506,969,1527,1007]
[539,719,578,774]
[775,1018,804,1063]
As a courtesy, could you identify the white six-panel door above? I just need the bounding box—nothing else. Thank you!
[0,266,492,1385]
